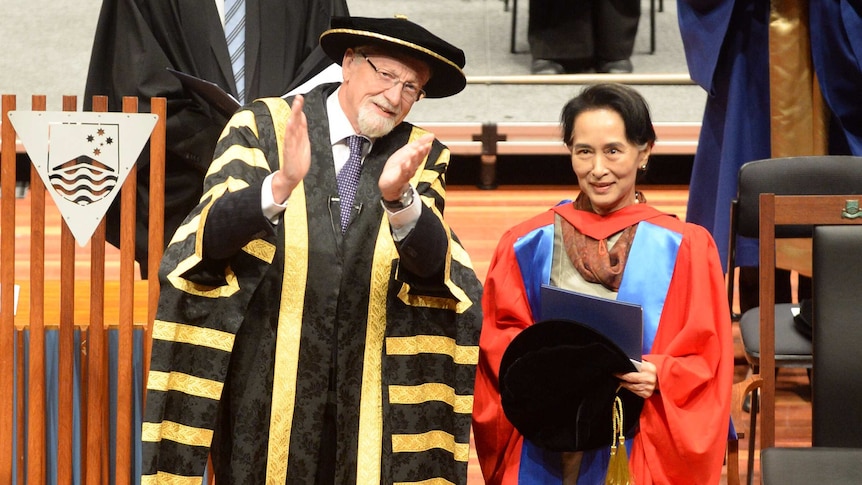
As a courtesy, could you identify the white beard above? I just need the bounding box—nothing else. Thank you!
[356,97,399,138]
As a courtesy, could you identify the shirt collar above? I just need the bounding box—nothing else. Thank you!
[327,87,371,149]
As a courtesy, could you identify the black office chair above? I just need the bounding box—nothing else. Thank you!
[812,225,862,447]
[761,447,862,485]
[726,156,862,482]
[760,224,862,485]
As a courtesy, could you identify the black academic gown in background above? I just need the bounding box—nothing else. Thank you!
[83,0,349,277]
[527,0,640,65]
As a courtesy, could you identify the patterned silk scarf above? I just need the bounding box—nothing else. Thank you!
[560,192,644,291]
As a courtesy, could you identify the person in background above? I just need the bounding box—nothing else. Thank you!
[677,0,780,313]
[83,0,349,277]
[677,1,862,313]
[528,0,640,74]
[141,15,483,484]
[810,0,862,156]
[473,83,733,484]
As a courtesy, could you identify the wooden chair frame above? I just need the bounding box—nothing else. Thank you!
[756,193,862,451]
[727,374,763,485]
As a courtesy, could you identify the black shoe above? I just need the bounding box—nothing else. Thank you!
[560,58,595,74]
[531,59,565,75]
[596,59,633,73]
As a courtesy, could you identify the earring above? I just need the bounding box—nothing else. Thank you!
[639,164,648,171]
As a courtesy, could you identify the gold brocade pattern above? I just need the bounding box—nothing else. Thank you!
[141,472,207,485]
[443,242,477,313]
[242,238,276,263]
[397,285,460,311]
[171,213,201,247]
[194,198,216,260]
[265,97,304,485]
[391,430,470,462]
[409,127,443,194]
[385,335,479,366]
[141,420,213,447]
[147,370,223,400]
[209,144,269,174]
[399,129,478,317]
[166,251,241,298]
[393,479,456,485]
[357,219,396,484]
[151,320,235,352]
[388,383,474,414]
[199,176,250,210]
[769,0,827,157]
[418,167,443,187]
[396,218,475,314]
[450,240,475,274]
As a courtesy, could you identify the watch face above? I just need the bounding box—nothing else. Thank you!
[400,187,414,206]
[383,186,413,210]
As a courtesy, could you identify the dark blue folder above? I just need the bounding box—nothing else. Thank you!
[539,284,643,367]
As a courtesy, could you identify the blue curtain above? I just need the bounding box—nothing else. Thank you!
[12,328,145,485]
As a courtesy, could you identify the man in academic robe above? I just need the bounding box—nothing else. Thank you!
[141,16,483,484]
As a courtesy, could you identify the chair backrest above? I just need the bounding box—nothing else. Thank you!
[735,156,862,239]
[757,193,862,450]
[761,447,862,485]
[726,156,862,316]
[812,225,862,447]
[1,94,166,484]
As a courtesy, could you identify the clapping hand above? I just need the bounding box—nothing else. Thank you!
[272,95,311,203]
[378,132,434,201]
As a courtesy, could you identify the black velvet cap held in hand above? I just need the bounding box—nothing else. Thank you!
[499,319,644,452]
[319,15,467,98]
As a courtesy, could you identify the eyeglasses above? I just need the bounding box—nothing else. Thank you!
[360,53,426,103]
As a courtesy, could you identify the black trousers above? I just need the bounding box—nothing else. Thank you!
[527,0,640,62]
[315,381,337,484]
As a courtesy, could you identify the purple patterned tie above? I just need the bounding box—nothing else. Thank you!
[336,135,366,232]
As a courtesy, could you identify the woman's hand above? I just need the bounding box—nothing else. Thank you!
[615,359,658,399]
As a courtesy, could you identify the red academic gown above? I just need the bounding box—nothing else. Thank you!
[473,202,734,484]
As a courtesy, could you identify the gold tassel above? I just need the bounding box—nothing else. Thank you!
[605,394,634,485]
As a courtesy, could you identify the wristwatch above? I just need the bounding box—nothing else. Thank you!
[381,185,414,211]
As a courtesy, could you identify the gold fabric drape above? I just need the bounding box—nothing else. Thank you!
[768,0,828,157]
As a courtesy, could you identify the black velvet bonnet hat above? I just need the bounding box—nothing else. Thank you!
[319,15,467,98]
[499,319,644,452]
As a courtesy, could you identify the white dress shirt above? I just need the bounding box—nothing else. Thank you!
[261,87,420,239]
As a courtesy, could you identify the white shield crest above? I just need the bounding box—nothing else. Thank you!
[8,111,158,245]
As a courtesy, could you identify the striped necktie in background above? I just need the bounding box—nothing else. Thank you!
[224,0,246,104]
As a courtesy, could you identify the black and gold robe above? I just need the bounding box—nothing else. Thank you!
[141,83,483,484]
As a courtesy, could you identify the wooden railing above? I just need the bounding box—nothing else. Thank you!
[424,121,700,188]
[3,109,699,191]
[1,94,166,485]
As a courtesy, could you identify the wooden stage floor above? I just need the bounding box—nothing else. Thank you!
[4,184,812,484]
